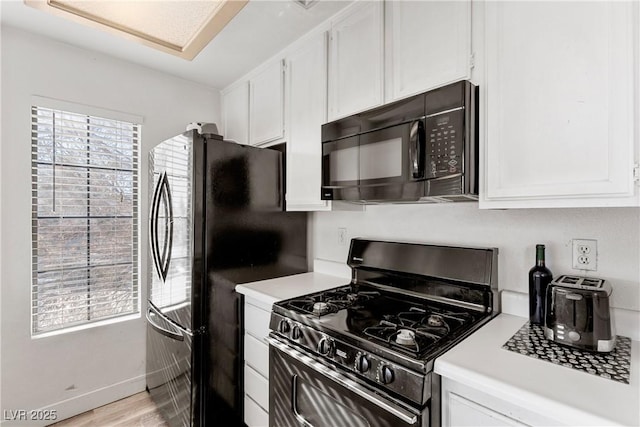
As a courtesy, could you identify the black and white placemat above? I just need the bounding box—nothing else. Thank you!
[502,322,631,384]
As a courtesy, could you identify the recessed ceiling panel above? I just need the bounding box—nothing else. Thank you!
[25,0,248,60]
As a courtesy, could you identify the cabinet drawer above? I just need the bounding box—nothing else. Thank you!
[244,394,269,427]
[244,333,269,378]
[245,302,270,341]
[244,365,269,412]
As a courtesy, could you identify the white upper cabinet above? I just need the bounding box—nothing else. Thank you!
[481,1,639,208]
[222,82,249,145]
[249,59,285,146]
[385,0,471,102]
[286,32,331,211]
[328,1,384,121]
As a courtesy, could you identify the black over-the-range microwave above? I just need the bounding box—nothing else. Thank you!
[321,80,478,203]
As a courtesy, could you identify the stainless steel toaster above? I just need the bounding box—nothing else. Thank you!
[544,275,616,352]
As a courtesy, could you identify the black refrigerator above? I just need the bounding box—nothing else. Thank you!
[145,128,307,427]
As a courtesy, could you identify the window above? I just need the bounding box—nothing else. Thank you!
[31,105,140,335]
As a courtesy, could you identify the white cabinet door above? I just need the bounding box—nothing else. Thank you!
[222,82,249,145]
[250,59,285,146]
[244,395,268,427]
[446,392,527,427]
[385,0,471,102]
[286,32,331,211]
[441,378,558,427]
[243,299,271,425]
[482,1,638,208]
[328,1,384,121]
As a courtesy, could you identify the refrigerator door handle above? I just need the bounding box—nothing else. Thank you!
[150,171,174,282]
[146,304,188,341]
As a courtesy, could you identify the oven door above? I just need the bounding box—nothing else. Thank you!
[268,337,425,427]
[321,120,426,201]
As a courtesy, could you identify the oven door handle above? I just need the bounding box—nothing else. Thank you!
[267,336,418,425]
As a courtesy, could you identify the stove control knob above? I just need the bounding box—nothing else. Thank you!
[317,337,334,356]
[355,353,370,373]
[291,325,302,340]
[278,319,291,334]
[378,364,394,385]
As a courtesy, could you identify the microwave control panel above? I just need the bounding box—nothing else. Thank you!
[426,109,464,178]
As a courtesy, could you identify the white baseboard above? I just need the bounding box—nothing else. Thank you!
[1,375,146,426]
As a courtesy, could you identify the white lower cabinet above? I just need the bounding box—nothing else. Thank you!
[243,298,271,426]
[441,378,560,427]
[244,395,268,427]
[244,364,269,413]
[445,390,527,426]
[244,333,269,377]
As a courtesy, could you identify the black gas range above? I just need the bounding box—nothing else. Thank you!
[267,239,498,427]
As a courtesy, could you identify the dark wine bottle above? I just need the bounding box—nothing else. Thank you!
[529,244,553,325]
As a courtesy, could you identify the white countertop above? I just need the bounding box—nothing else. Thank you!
[235,272,348,308]
[435,313,640,426]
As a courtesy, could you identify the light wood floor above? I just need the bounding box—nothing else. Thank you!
[49,392,168,427]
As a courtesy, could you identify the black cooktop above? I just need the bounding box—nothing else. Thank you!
[278,284,483,359]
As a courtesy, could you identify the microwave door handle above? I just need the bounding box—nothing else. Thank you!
[409,120,425,179]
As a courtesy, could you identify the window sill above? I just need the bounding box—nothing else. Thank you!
[32,312,141,339]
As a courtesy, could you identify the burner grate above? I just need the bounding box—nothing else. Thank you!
[363,319,440,355]
[363,306,473,356]
[285,287,380,317]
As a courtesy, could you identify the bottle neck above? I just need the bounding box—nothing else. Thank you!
[536,246,546,267]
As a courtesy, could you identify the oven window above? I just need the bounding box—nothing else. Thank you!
[359,137,403,180]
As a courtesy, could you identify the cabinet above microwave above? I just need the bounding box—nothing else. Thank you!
[321,80,478,203]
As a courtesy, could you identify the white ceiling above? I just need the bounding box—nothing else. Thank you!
[0,0,352,90]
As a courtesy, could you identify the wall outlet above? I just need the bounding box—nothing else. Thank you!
[572,239,597,271]
[338,228,347,246]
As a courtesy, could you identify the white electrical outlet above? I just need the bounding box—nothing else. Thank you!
[572,239,597,271]
[338,228,347,246]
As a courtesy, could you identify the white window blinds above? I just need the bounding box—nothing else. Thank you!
[31,106,140,334]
